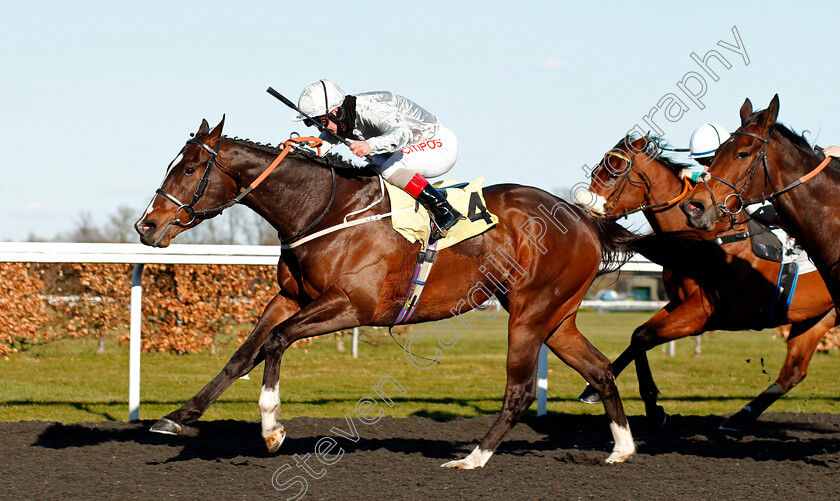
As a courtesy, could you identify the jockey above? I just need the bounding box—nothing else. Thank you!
[294,79,464,239]
[824,145,840,158]
[684,122,730,179]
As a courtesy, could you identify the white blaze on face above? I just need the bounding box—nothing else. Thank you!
[140,197,157,220]
[142,152,185,219]
[573,188,608,215]
[166,152,185,175]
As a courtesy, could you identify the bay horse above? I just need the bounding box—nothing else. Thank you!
[134,117,663,467]
[575,135,835,430]
[682,95,840,313]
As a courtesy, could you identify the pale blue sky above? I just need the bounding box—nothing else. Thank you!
[2,0,837,240]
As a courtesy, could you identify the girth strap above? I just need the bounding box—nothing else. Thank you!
[395,238,439,324]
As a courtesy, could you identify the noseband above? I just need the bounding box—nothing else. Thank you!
[695,131,770,225]
[155,138,243,227]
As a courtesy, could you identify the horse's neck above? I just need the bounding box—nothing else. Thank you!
[637,155,691,232]
[233,146,379,240]
[768,143,840,267]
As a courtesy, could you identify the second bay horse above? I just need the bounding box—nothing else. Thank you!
[575,135,835,430]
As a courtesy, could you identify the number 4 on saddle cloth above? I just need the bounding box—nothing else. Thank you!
[386,178,499,324]
[385,178,498,250]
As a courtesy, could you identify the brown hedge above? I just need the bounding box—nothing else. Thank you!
[0,262,279,354]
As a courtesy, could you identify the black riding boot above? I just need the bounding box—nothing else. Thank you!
[415,184,464,240]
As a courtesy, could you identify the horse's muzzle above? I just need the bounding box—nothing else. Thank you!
[680,199,715,231]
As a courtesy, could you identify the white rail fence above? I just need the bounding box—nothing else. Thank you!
[0,242,663,421]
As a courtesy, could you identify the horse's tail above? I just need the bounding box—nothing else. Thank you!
[588,216,643,278]
[590,216,734,301]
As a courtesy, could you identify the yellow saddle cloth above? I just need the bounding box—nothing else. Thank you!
[384,178,498,251]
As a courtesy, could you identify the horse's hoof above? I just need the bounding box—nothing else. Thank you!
[440,446,493,469]
[149,417,182,436]
[605,448,636,464]
[264,426,286,453]
[577,384,602,404]
[646,405,668,430]
[719,408,753,432]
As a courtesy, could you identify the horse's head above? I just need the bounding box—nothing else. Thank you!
[573,135,656,217]
[682,95,780,231]
[135,117,241,247]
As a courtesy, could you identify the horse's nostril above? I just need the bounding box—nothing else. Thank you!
[135,220,156,236]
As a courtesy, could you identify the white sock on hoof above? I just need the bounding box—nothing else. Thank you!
[441,446,494,469]
[605,422,635,464]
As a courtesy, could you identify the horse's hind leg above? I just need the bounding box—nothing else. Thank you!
[720,309,837,431]
[441,314,544,469]
[150,292,300,435]
[546,314,635,464]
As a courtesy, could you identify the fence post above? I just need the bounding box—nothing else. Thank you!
[537,344,548,416]
[352,327,359,358]
[129,263,145,421]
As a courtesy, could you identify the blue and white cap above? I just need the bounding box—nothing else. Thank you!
[689,123,730,159]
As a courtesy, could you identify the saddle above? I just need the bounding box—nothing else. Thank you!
[387,178,498,324]
[713,206,784,263]
[385,178,498,250]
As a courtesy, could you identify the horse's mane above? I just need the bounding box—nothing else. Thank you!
[615,134,694,176]
[212,134,378,177]
[742,112,817,159]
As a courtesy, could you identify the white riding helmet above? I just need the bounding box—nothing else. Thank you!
[293,79,346,121]
[689,123,730,159]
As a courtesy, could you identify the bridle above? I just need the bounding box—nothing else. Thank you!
[594,144,692,219]
[155,138,243,227]
[693,131,770,226]
[155,135,337,245]
[695,129,833,226]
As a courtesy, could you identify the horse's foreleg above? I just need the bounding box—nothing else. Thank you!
[441,324,541,469]
[150,292,300,435]
[579,306,672,404]
[631,293,710,428]
[545,318,635,464]
[721,309,836,431]
[259,285,360,453]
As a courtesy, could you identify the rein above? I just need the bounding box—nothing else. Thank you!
[699,131,833,226]
[156,136,338,245]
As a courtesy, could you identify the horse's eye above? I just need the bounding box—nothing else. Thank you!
[185,167,196,176]
[737,152,750,159]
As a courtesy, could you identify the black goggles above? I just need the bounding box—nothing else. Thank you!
[303,107,343,129]
[303,115,330,128]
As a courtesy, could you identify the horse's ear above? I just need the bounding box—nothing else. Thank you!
[198,119,210,135]
[207,115,226,144]
[633,136,649,151]
[739,98,753,125]
[761,94,780,128]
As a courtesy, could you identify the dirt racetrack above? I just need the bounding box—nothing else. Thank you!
[4,412,840,500]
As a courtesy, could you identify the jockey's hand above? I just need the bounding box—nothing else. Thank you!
[350,141,371,157]
[823,145,840,158]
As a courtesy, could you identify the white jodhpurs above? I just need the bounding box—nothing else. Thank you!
[371,126,458,189]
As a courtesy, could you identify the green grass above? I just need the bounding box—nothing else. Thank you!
[1,310,839,423]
